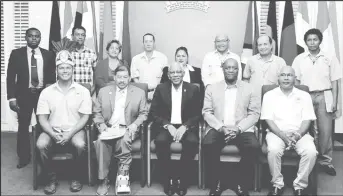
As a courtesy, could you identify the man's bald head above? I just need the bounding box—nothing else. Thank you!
[215,34,229,42]
[169,62,184,73]
[221,58,239,83]
[278,66,296,91]
[215,34,230,53]
[279,66,295,76]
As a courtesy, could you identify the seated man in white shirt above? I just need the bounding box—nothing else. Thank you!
[260,66,317,196]
[36,50,92,195]
[93,65,148,196]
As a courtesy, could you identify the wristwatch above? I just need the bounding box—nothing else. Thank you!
[163,124,171,130]
[182,124,189,130]
[237,125,243,134]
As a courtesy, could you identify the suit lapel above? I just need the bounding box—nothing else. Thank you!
[22,47,29,80]
[125,85,132,109]
[166,82,172,110]
[181,83,187,112]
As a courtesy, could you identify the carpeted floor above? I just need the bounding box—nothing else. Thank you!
[1,131,342,195]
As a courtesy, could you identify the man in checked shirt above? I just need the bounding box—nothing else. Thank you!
[71,26,98,96]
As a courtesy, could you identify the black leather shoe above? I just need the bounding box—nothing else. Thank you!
[209,181,223,196]
[164,178,176,196]
[267,186,284,196]
[17,158,30,169]
[320,165,336,176]
[294,189,305,196]
[234,185,250,196]
[176,179,187,196]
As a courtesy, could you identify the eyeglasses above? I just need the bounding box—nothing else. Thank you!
[215,39,229,43]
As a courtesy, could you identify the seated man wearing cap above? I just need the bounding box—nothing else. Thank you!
[93,65,148,196]
[36,50,92,195]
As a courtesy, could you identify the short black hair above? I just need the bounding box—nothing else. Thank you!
[175,46,189,57]
[304,28,323,43]
[106,40,122,53]
[72,26,86,35]
[26,27,41,36]
[114,65,131,76]
[143,33,155,42]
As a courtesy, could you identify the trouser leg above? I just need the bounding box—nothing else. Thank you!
[36,132,55,181]
[70,130,86,181]
[114,132,134,174]
[95,138,113,180]
[154,129,173,183]
[293,134,317,190]
[311,92,333,166]
[266,132,286,189]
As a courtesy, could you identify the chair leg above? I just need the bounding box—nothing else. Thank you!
[253,163,259,192]
[140,156,145,187]
[147,152,151,187]
[32,129,38,190]
[87,130,93,186]
[198,154,201,189]
[201,152,205,189]
[257,162,262,192]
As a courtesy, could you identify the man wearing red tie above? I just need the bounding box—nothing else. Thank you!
[6,27,56,169]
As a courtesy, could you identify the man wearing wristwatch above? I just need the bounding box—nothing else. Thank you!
[150,62,201,196]
[261,66,317,196]
[202,58,261,196]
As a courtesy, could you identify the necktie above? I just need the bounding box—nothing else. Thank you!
[31,49,39,87]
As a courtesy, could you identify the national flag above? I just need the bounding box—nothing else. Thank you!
[280,1,297,65]
[49,1,61,52]
[295,1,310,54]
[266,1,278,55]
[99,1,114,60]
[121,1,132,66]
[62,1,73,38]
[241,1,259,71]
[74,1,88,27]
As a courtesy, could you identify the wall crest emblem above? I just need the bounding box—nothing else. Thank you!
[165,1,210,13]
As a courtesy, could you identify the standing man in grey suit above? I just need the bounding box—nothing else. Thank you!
[6,27,56,169]
[202,58,261,196]
[93,65,148,196]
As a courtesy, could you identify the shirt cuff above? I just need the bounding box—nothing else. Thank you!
[8,98,16,102]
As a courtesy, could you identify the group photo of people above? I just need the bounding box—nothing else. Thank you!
[1,1,343,196]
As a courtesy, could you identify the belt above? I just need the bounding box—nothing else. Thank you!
[29,87,43,94]
[106,122,127,128]
[310,89,331,93]
[148,88,155,92]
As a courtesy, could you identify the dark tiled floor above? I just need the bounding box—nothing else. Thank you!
[1,132,342,195]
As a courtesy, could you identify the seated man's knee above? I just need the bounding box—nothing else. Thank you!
[267,145,284,157]
[36,139,49,151]
[301,146,317,158]
[72,138,86,151]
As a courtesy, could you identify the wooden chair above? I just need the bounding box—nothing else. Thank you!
[256,84,318,195]
[146,121,203,188]
[200,122,259,191]
[32,121,93,190]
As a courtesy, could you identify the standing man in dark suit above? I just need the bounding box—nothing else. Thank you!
[6,27,56,169]
[150,63,201,196]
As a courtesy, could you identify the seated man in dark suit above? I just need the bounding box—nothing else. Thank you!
[150,62,201,196]
[202,58,261,196]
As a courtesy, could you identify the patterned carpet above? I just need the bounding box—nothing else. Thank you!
[1,131,342,195]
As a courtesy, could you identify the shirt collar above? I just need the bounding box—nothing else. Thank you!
[141,50,157,59]
[215,49,231,55]
[304,50,325,59]
[276,86,298,97]
[257,54,274,62]
[54,81,77,92]
[73,45,90,53]
[116,86,128,94]
[225,81,238,90]
[27,46,40,54]
[172,81,183,92]
[183,64,194,72]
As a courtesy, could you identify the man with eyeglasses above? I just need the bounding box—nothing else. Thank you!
[6,27,56,169]
[150,62,201,196]
[201,34,242,88]
[261,66,317,196]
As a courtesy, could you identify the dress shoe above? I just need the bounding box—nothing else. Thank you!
[267,186,284,196]
[293,188,305,196]
[320,165,336,176]
[70,180,83,192]
[176,179,187,196]
[233,185,250,196]
[209,181,223,196]
[44,180,58,195]
[164,178,176,196]
[17,158,30,169]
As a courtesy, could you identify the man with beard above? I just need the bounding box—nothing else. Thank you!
[93,65,148,195]
[36,50,92,194]
[6,27,56,169]
[71,26,98,96]
[202,58,260,196]
[292,28,342,176]
[261,66,317,196]
[150,62,201,196]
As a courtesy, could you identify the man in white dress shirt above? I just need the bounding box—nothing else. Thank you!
[201,34,242,88]
[131,33,168,102]
[261,66,317,196]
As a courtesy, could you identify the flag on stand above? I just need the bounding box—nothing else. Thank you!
[241,1,259,71]
[63,1,73,38]
[49,1,61,52]
[266,1,278,55]
[74,1,88,27]
[295,1,310,55]
[121,1,132,66]
[99,1,114,60]
[280,1,297,65]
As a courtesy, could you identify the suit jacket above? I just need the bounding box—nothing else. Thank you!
[202,80,261,135]
[6,46,56,100]
[150,81,201,130]
[93,84,148,127]
[94,58,129,94]
[160,65,205,102]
